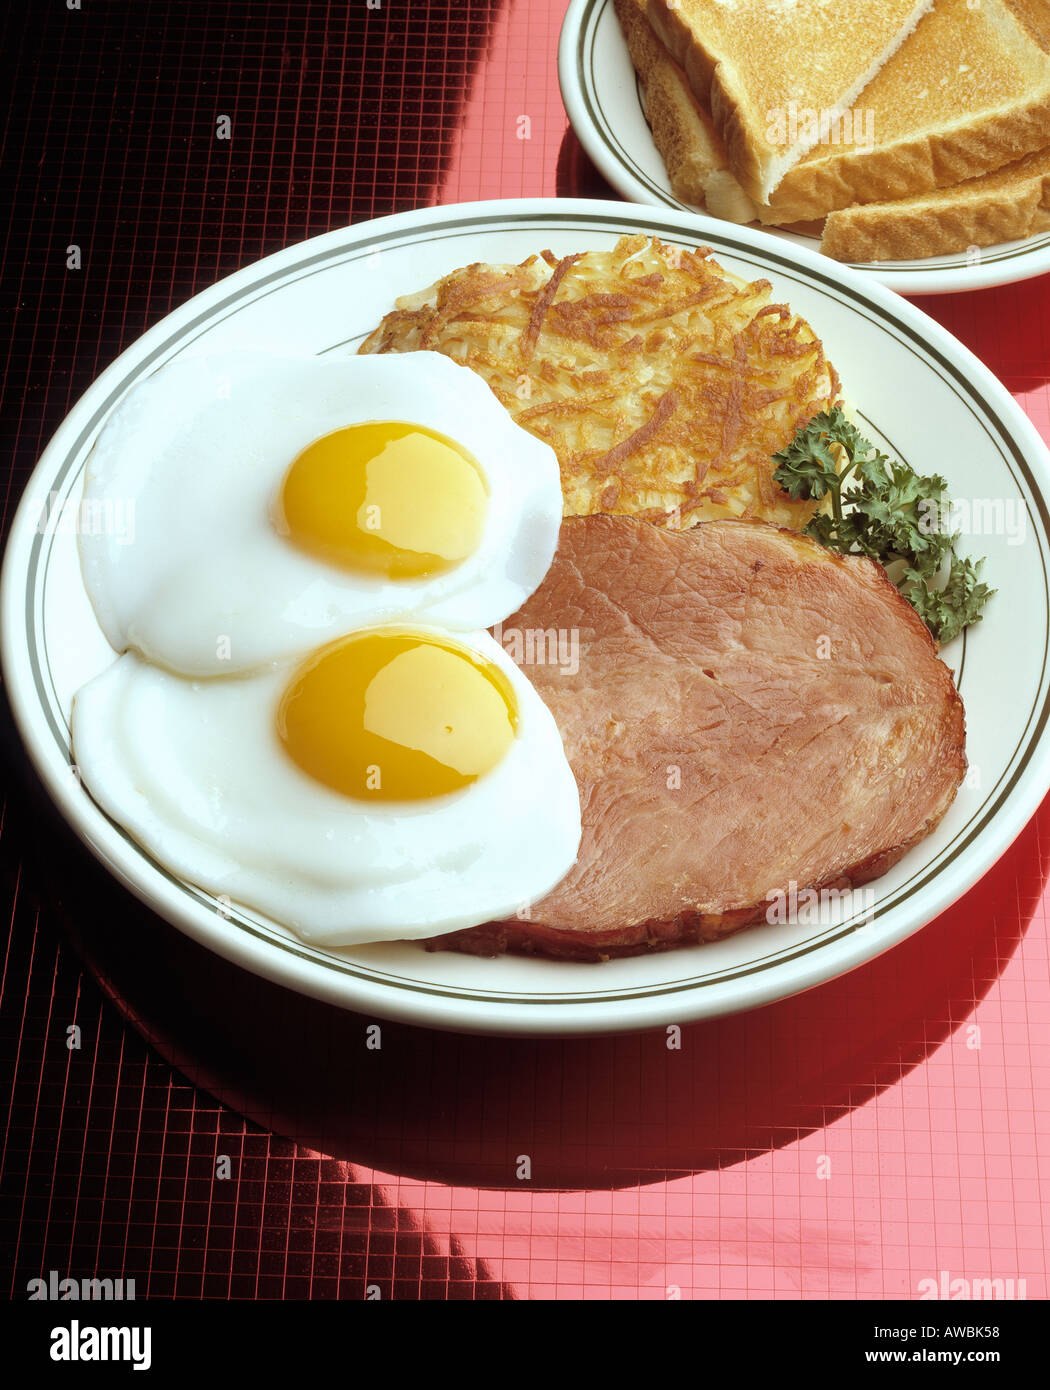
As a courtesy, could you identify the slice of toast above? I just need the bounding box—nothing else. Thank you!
[761,0,1050,224]
[644,0,934,203]
[1010,0,1050,52]
[613,0,758,218]
[625,0,1050,229]
[613,0,723,207]
[820,144,1050,261]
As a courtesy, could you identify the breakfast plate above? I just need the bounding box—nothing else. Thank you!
[558,0,1050,296]
[4,197,1050,1035]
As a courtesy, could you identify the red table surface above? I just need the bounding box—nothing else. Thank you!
[2,0,1049,1301]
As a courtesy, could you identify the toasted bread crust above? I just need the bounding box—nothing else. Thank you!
[1010,0,1050,52]
[760,104,1050,224]
[615,0,761,219]
[613,0,721,206]
[820,145,1050,260]
[643,0,768,203]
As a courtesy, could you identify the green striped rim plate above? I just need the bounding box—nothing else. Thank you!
[3,198,1050,1034]
[558,0,1050,295]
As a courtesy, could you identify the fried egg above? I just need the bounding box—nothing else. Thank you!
[79,351,562,676]
[72,626,581,944]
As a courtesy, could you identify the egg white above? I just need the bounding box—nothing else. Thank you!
[78,351,563,676]
[71,629,582,945]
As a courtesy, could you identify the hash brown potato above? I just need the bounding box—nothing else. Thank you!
[359,234,842,530]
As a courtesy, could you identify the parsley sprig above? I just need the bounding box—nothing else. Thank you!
[772,408,993,645]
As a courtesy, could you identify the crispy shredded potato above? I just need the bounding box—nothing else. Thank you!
[359,234,842,530]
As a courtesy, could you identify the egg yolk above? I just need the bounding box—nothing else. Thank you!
[274,421,488,579]
[277,629,519,801]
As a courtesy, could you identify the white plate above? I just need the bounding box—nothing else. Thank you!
[558,0,1050,295]
[4,197,1050,1036]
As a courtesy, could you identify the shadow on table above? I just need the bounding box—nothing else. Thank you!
[11,703,1048,1192]
[556,126,619,201]
[913,286,1050,393]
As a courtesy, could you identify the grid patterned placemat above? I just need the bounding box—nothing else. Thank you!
[2,0,1049,1300]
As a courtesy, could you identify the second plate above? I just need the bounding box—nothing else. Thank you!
[558,0,1050,295]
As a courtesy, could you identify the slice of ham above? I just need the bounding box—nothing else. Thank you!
[427,514,966,960]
